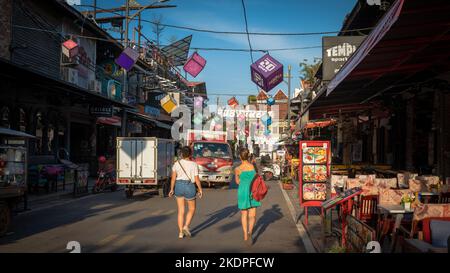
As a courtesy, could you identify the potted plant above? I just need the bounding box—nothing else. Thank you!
[281,177,294,190]
[401,193,415,211]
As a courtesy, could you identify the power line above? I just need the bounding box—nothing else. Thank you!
[9,23,324,53]
[74,4,374,36]
[240,0,254,63]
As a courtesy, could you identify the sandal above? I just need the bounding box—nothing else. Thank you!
[182,227,192,238]
[178,232,184,239]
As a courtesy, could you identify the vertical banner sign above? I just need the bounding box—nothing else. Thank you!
[299,140,331,213]
[250,53,283,92]
[322,36,366,81]
[183,52,206,77]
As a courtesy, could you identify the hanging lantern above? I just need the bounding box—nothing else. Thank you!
[193,112,203,125]
[261,114,272,127]
[267,96,275,106]
[227,97,239,108]
[115,47,140,71]
[250,53,284,92]
[160,94,177,114]
[183,52,206,77]
[264,129,271,136]
[62,39,79,58]
[194,96,204,108]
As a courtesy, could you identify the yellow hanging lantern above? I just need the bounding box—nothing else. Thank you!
[160,94,177,114]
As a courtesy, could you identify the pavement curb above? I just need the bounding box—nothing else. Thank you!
[278,181,317,253]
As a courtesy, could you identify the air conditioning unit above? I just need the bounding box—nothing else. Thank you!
[61,67,78,85]
[88,79,101,93]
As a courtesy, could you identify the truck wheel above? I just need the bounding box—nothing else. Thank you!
[0,203,11,237]
[125,187,134,199]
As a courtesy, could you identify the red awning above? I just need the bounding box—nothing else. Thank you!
[97,116,121,127]
[303,119,337,130]
[305,0,450,112]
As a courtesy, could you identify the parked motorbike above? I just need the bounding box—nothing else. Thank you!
[262,163,281,181]
[93,156,117,193]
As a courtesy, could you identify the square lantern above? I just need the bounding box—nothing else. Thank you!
[267,97,275,106]
[183,52,206,77]
[194,96,204,108]
[227,97,239,108]
[250,53,283,92]
[264,129,271,136]
[160,94,177,114]
[193,112,203,125]
[261,114,272,127]
[62,39,79,58]
[115,47,140,71]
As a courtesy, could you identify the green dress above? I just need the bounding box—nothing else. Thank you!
[237,170,261,210]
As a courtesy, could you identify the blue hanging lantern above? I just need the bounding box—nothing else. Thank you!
[261,114,272,127]
[193,112,203,125]
[267,97,275,106]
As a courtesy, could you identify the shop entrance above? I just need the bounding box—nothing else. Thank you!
[70,122,92,164]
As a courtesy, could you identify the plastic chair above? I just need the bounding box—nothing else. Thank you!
[357,195,379,227]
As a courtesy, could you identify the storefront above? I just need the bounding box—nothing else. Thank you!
[302,0,450,179]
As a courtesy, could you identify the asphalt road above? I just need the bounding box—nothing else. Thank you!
[0,177,307,253]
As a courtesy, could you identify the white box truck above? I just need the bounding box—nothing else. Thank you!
[116,137,174,198]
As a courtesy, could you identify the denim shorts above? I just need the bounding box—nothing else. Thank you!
[174,180,197,200]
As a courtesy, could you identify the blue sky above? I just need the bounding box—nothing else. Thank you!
[80,0,357,104]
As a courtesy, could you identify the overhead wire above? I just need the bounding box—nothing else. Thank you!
[73,4,374,37]
[240,0,254,63]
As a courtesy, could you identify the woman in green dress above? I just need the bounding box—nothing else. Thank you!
[235,148,261,245]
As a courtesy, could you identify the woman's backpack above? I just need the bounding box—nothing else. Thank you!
[250,174,268,201]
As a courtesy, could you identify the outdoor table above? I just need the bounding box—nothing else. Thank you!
[419,192,440,204]
[377,204,414,252]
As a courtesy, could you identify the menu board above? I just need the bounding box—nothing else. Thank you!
[299,141,331,205]
[321,187,362,210]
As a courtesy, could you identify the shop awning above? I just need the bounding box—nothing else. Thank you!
[304,0,450,112]
[97,116,122,127]
[0,127,36,138]
[126,110,173,130]
[303,119,337,130]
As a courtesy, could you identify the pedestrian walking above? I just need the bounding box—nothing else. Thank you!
[169,146,203,239]
[234,148,261,245]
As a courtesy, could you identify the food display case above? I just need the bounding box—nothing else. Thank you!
[0,146,27,187]
[299,140,331,225]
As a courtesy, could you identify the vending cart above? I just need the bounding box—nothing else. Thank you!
[0,127,35,236]
[298,140,331,225]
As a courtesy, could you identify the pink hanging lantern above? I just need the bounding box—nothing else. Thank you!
[62,39,79,58]
[183,52,206,77]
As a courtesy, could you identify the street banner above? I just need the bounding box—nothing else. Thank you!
[250,54,283,92]
[322,36,366,81]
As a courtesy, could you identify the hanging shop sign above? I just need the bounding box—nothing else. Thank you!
[217,108,271,119]
[250,53,283,92]
[322,36,366,81]
[144,105,160,116]
[89,105,113,117]
[183,52,206,77]
[115,47,140,71]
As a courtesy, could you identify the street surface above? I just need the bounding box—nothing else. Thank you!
[0,178,307,253]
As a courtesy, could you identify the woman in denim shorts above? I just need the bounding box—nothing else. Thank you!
[169,146,203,239]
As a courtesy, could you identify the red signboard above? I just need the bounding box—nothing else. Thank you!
[299,140,331,224]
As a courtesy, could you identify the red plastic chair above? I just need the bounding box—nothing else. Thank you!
[357,195,379,227]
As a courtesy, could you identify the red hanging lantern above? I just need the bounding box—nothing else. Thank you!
[227,97,239,108]
[62,39,79,58]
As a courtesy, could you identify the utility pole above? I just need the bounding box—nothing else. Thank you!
[122,0,130,137]
[284,65,292,137]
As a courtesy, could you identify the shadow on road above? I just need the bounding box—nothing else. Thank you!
[191,205,239,236]
[253,204,283,243]
[126,215,171,231]
[0,192,155,246]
